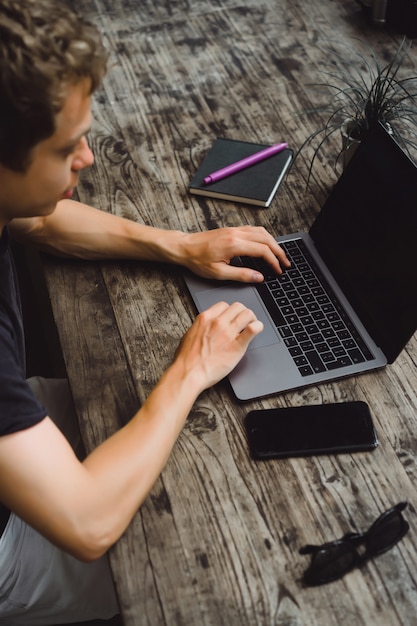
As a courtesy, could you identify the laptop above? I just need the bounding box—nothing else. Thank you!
[184,123,417,400]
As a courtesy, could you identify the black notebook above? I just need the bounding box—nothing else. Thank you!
[189,138,293,207]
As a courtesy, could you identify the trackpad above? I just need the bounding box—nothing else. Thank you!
[193,285,280,349]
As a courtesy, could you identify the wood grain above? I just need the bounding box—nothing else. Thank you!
[44,1,417,624]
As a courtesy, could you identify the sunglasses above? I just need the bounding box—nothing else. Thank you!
[299,501,410,586]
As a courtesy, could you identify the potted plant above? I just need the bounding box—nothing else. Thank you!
[297,37,417,184]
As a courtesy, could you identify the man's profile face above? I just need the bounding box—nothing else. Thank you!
[0,79,94,224]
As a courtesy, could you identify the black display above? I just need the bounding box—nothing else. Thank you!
[245,401,378,459]
[309,123,417,363]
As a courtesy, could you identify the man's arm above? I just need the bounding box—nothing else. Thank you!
[0,301,263,562]
[8,199,290,281]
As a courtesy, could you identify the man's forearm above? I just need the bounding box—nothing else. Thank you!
[9,198,290,282]
[9,199,188,263]
[77,357,203,560]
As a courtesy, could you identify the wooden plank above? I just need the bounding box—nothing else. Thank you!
[42,258,140,439]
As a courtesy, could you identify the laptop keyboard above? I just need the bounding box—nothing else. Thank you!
[241,239,374,377]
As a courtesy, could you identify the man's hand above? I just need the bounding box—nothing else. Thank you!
[173,300,264,391]
[179,225,290,282]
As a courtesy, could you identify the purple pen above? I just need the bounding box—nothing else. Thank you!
[203,142,288,184]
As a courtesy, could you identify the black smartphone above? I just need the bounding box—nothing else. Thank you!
[245,401,378,459]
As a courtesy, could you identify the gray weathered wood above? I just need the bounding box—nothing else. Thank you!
[43,1,417,624]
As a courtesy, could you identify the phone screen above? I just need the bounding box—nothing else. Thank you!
[245,401,378,459]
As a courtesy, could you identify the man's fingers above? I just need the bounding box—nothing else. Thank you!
[238,319,264,344]
[205,301,263,341]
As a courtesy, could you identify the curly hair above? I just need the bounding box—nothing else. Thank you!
[0,0,108,171]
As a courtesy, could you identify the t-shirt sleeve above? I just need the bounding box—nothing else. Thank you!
[0,320,47,436]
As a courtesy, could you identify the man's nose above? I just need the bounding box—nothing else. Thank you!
[72,137,94,170]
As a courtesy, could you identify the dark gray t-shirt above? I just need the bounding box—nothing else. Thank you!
[0,227,47,532]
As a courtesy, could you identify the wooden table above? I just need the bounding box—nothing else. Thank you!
[43,1,417,624]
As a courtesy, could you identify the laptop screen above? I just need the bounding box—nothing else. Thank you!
[309,123,417,363]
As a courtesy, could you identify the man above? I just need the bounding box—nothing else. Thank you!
[0,1,289,623]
